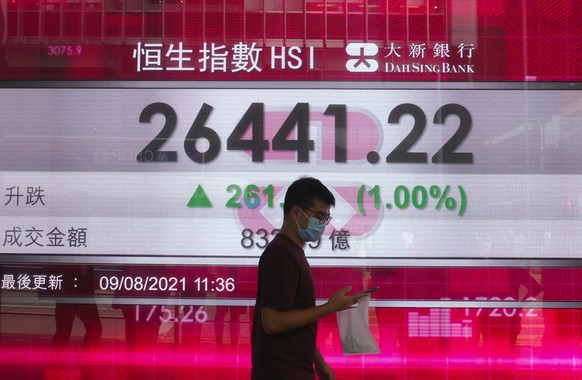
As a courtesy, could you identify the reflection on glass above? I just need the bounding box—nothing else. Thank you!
[2,265,582,378]
[50,265,102,350]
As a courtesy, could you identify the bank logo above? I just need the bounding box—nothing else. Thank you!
[345,43,379,72]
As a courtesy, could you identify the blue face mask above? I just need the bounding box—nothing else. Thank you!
[297,209,326,242]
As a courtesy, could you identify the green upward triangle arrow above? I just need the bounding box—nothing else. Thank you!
[187,185,213,208]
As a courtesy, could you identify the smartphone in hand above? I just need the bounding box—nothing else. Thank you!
[350,287,379,307]
[358,286,380,295]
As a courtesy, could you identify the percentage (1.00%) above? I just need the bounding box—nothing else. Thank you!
[357,184,467,217]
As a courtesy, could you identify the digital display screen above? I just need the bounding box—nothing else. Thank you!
[0,87,580,260]
[1,1,582,380]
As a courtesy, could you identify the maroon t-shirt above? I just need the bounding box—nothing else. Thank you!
[251,233,317,380]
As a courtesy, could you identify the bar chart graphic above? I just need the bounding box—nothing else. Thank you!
[408,308,473,338]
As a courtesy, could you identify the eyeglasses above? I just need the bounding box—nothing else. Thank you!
[302,207,333,225]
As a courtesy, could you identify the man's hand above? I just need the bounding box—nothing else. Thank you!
[315,360,335,380]
[261,285,369,334]
[325,286,367,312]
[314,348,335,380]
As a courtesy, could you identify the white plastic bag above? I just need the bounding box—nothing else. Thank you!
[336,294,380,355]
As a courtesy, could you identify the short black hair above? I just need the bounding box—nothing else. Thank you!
[283,176,335,217]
